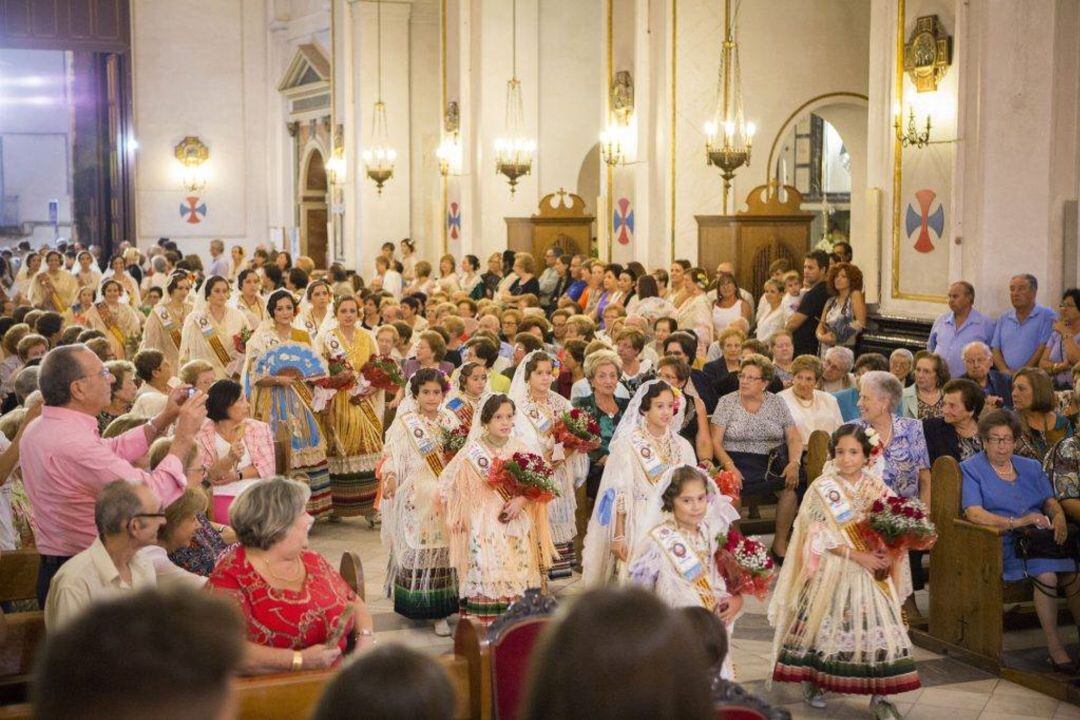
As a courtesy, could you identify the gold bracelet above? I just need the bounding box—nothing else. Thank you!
[291,650,303,672]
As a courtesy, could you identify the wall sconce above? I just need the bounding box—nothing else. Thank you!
[600,71,634,167]
[436,101,462,176]
[174,136,209,192]
[895,105,932,149]
[326,125,346,185]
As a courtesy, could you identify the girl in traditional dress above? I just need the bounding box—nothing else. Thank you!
[443,362,487,429]
[179,276,251,380]
[296,279,334,338]
[10,253,41,306]
[64,286,97,327]
[72,250,102,289]
[229,268,266,329]
[314,296,383,523]
[674,268,714,361]
[582,379,696,587]
[140,271,193,370]
[628,464,742,678]
[440,393,557,623]
[509,350,589,579]
[29,250,79,312]
[102,254,142,308]
[380,368,461,635]
[84,279,145,360]
[769,424,919,719]
[243,289,332,519]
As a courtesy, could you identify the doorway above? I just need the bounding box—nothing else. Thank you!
[299,149,328,269]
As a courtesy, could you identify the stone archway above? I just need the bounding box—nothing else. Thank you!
[299,149,328,269]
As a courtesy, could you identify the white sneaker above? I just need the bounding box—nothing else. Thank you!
[433,618,451,637]
[803,683,826,709]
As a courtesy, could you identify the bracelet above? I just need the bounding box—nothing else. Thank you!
[291,650,303,672]
[612,535,625,542]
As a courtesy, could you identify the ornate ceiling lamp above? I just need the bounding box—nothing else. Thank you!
[362,0,396,194]
[493,0,535,195]
[703,0,755,213]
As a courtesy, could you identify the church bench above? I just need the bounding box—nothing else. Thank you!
[0,549,39,605]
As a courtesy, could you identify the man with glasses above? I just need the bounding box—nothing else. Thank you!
[21,344,207,606]
[44,480,164,629]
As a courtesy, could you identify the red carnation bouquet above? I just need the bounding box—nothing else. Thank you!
[714,529,776,601]
[232,327,253,355]
[312,351,357,391]
[698,460,741,501]
[552,408,601,454]
[360,356,405,393]
[488,451,559,520]
[859,496,938,555]
[441,424,470,464]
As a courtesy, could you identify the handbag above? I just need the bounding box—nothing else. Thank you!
[1013,523,1080,596]
[763,444,806,488]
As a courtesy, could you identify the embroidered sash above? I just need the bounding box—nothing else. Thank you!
[815,476,892,596]
[96,302,128,351]
[197,313,233,368]
[155,305,182,350]
[630,428,668,483]
[464,441,495,478]
[403,412,446,477]
[523,401,553,435]
[650,524,716,610]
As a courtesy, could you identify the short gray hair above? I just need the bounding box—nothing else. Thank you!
[889,348,914,364]
[860,370,904,413]
[583,349,622,380]
[228,477,311,550]
[14,365,39,403]
[39,344,91,407]
[95,480,144,536]
[1012,273,1038,292]
[825,346,855,371]
[151,255,168,273]
[962,340,991,358]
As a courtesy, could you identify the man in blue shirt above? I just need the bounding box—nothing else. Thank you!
[563,254,588,304]
[927,281,996,378]
[991,274,1057,376]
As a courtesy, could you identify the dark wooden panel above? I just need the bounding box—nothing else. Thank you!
[68,0,91,38]
[31,0,57,37]
[1,0,33,37]
[0,0,128,51]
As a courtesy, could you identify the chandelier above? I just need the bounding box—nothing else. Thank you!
[703,0,755,214]
[362,0,396,194]
[494,0,535,194]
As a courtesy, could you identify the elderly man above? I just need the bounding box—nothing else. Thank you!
[44,480,162,629]
[35,589,245,720]
[206,238,230,278]
[538,246,563,309]
[960,340,1012,410]
[992,273,1057,376]
[890,348,915,386]
[928,281,996,378]
[821,346,856,392]
[21,344,206,605]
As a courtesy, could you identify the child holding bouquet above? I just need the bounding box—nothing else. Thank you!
[768,424,921,719]
[439,394,557,623]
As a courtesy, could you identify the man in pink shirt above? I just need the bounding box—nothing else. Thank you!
[21,343,207,605]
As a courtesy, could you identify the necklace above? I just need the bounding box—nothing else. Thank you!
[793,392,815,408]
[485,434,509,448]
[260,555,303,582]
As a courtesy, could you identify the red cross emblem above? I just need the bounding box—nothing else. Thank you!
[180,196,207,225]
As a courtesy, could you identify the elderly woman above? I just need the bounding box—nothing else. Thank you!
[901,352,950,420]
[706,326,746,370]
[501,252,540,305]
[573,349,628,499]
[855,370,931,504]
[710,354,802,559]
[962,411,1080,672]
[769,330,796,387]
[890,348,915,386]
[614,327,653,395]
[402,329,454,381]
[97,360,138,434]
[778,355,843,446]
[1012,368,1073,462]
[923,378,985,464]
[820,346,855,393]
[1040,289,1080,390]
[209,477,375,674]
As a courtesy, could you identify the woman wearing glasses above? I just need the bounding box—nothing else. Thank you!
[710,354,802,561]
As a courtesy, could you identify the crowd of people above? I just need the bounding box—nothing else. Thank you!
[4,235,1079,719]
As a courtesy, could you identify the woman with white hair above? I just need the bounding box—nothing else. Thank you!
[889,348,915,386]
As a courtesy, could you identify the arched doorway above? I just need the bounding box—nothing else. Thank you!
[299,149,328,269]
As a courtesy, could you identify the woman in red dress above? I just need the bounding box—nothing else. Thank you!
[208,477,375,674]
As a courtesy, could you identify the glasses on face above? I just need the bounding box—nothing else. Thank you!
[133,512,167,520]
[738,373,764,382]
[984,435,1015,446]
[83,367,114,381]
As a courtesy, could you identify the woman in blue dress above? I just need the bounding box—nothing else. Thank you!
[962,409,1080,672]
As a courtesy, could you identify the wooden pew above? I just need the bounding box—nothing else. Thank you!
[0,549,43,705]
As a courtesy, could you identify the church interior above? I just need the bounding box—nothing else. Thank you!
[1,1,1080,719]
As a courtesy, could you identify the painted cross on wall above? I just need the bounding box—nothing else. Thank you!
[613,197,634,245]
[180,196,207,225]
[448,202,462,240]
[904,189,943,253]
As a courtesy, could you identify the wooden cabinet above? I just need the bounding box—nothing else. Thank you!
[506,190,595,260]
[696,185,814,298]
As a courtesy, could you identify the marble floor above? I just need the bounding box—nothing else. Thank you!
[308,517,1080,720]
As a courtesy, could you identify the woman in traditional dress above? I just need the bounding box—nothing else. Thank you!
[628,464,742,678]
[140,271,193,370]
[102,254,142,309]
[674,268,713,361]
[84,279,144,360]
[29,250,79,312]
[179,276,251,380]
[243,288,332,519]
[443,362,487,429]
[10,253,41,306]
[296,279,334,339]
[229,268,266,329]
[380,368,461,635]
[71,250,102,290]
[314,296,383,523]
[769,424,919,719]
[582,379,696,587]
[509,350,590,579]
[64,286,97,327]
[440,393,557,623]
